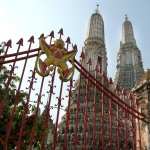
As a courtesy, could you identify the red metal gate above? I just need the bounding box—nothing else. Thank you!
[0,29,147,150]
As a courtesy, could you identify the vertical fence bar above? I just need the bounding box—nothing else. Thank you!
[0,41,12,120]
[4,38,23,149]
[83,58,91,150]
[0,40,12,68]
[28,76,45,149]
[92,63,99,149]
[100,72,104,150]
[6,38,23,89]
[136,103,142,150]
[63,79,73,150]
[116,91,120,150]
[74,51,84,150]
[122,91,128,150]
[47,31,56,123]
[4,40,12,57]
[109,96,112,147]
[53,81,63,150]
[39,31,55,149]
[97,57,104,149]
[16,36,34,150]
[129,93,136,150]
[125,108,128,149]
[63,36,72,150]
[132,94,137,150]
[16,48,40,148]
[53,28,66,150]
[16,36,34,93]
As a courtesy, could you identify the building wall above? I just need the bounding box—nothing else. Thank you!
[133,70,150,150]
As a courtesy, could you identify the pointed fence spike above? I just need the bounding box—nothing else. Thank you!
[58,28,63,39]
[80,50,85,59]
[49,30,54,38]
[65,37,71,44]
[58,28,63,35]
[5,40,12,48]
[28,36,34,43]
[73,44,77,51]
[16,38,23,46]
[39,33,45,39]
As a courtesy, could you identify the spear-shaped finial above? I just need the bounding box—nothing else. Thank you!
[73,44,77,51]
[28,36,34,43]
[80,50,85,60]
[65,37,71,44]
[49,30,54,38]
[58,28,63,39]
[5,40,12,48]
[66,37,71,50]
[49,30,54,45]
[16,38,23,46]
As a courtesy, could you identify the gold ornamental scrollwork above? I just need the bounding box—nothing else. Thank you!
[35,34,77,82]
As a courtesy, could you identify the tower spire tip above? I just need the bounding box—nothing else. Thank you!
[125,14,128,21]
[96,2,100,13]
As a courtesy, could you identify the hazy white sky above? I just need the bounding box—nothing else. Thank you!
[0,0,150,78]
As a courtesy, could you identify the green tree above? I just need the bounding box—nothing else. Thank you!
[0,45,44,149]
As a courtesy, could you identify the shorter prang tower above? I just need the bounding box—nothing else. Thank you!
[115,15,144,89]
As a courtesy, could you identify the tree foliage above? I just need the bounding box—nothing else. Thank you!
[0,45,46,149]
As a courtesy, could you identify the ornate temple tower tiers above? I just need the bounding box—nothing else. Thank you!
[83,5,107,74]
[122,15,136,45]
[115,16,144,89]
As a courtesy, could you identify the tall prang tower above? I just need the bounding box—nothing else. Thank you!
[115,15,144,89]
[83,4,107,74]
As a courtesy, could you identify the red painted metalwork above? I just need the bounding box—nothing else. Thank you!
[4,38,24,149]
[16,36,34,150]
[63,78,73,150]
[0,30,147,150]
[63,35,72,148]
[39,31,55,149]
[74,57,82,150]
[92,62,98,149]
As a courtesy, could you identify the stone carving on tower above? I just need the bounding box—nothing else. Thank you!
[115,15,144,90]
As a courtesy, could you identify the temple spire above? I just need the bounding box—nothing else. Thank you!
[115,15,144,89]
[122,15,136,45]
[85,5,105,43]
[84,5,107,74]
[96,4,99,14]
[125,14,128,21]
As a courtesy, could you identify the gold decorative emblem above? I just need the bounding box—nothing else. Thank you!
[35,34,77,82]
